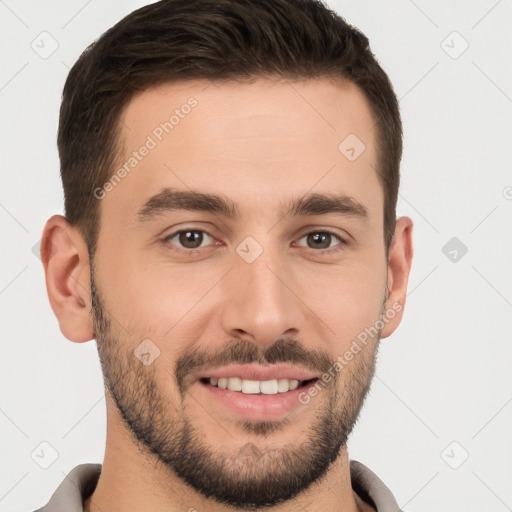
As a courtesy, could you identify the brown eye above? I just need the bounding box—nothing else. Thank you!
[166,229,214,250]
[297,231,344,250]
[180,230,203,248]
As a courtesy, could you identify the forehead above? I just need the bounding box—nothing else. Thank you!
[103,77,382,224]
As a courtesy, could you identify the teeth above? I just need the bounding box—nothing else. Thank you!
[227,377,242,391]
[242,379,260,394]
[277,378,290,393]
[208,377,302,394]
[260,379,278,394]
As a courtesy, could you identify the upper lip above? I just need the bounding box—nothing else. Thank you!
[196,364,320,382]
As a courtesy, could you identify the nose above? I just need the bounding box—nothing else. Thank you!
[219,246,304,348]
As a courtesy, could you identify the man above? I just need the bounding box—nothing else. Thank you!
[37,0,413,510]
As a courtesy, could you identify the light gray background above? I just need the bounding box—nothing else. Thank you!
[1,1,511,511]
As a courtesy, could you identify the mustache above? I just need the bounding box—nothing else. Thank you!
[175,338,335,393]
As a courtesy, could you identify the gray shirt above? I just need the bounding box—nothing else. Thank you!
[35,460,401,511]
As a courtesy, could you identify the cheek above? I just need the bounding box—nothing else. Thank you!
[97,244,203,332]
[302,257,387,345]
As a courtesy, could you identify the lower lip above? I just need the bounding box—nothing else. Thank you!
[197,380,317,421]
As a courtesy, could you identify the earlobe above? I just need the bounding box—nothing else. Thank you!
[41,215,95,343]
[381,216,414,339]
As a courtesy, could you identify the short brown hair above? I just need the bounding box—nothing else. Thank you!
[58,0,402,256]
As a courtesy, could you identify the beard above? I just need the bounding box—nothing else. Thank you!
[90,262,381,509]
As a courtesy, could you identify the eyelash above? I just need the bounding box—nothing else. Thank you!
[163,228,349,255]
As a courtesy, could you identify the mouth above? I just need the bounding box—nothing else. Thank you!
[200,377,318,395]
[193,364,322,421]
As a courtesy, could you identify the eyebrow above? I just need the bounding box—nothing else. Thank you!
[136,187,368,223]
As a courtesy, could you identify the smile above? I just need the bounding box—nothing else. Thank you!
[194,365,322,421]
[202,377,317,395]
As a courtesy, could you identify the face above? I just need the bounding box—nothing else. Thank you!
[90,78,391,508]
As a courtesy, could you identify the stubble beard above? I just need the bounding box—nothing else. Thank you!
[90,263,380,509]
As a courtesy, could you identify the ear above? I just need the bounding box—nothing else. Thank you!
[381,216,414,339]
[40,215,94,343]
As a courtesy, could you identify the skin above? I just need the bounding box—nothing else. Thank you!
[42,77,413,512]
